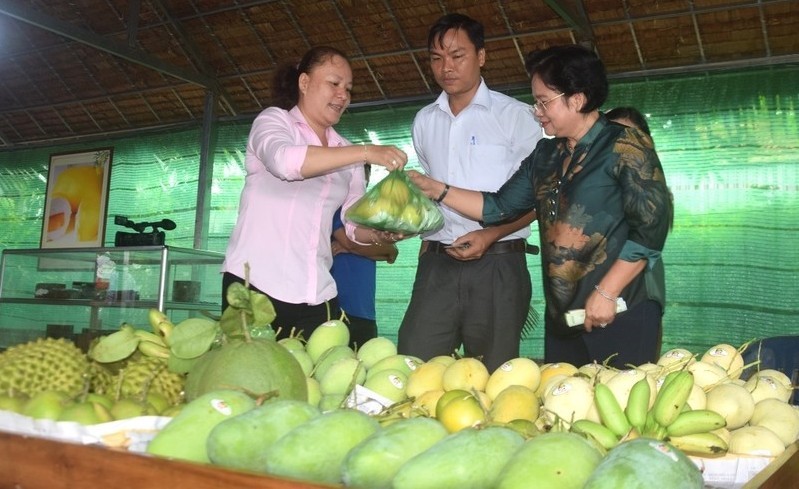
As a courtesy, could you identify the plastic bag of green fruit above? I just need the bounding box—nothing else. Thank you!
[345,170,444,234]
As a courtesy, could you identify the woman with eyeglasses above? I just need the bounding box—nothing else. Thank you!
[408,44,673,369]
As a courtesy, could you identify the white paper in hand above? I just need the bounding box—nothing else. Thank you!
[565,297,627,327]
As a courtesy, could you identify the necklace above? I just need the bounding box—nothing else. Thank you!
[567,140,576,153]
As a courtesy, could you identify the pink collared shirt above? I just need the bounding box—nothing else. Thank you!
[223,106,366,305]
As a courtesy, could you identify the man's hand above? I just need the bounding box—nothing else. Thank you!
[445,230,493,261]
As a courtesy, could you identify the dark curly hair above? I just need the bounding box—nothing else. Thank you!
[524,45,608,113]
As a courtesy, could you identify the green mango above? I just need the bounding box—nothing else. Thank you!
[207,399,321,472]
[391,425,524,489]
[495,431,604,489]
[110,398,155,420]
[264,408,379,485]
[0,394,28,414]
[342,417,448,489]
[311,344,355,380]
[22,391,70,420]
[582,438,704,489]
[146,389,256,463]
[305,319,350,363]
[58,400,114,425]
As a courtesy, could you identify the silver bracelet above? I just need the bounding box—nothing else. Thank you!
[594,284,618,302]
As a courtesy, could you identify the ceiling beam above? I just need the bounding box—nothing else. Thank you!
[0,0,217,90]
[544,0,595,49]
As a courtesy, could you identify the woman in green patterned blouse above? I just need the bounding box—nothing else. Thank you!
[409,45,673,369]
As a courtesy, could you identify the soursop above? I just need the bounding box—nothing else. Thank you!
[0,337,90,398]
[116,355,185,406]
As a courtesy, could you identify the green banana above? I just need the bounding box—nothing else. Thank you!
[138,340,171,359]
[665,409,727,437]
[571,419,619,450]
[651,370,694,428]
[594,383,632,437]
[624,377,651,432]
[667,431,728,457]
[148,308,175,343]
[133,328,167,347]
[642,411,668,440]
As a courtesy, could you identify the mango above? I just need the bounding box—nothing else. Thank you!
[489,385,540,423]
[264,408,380,485]
[311,344,355,380]
[207,399,320,472]
[0,394,27,414]
[342,417,448,489]
[485,357,542,399]
[362,368,407,403]
[146,389,256,463]
[22,391,70,420]
[391,426,524,489]
[306,377,322,407]
[319,357,366,396]
[306,319,350,363]
[366,354,423,380]
[405,361,447,398]
[111,398,155,419]
[583,438,703,489]
[442,357,490,392]
[495,431,603,489]
[356,336,397,370]
[58,400,113,425]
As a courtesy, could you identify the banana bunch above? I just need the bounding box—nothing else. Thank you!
[88,308,175,363]
[135,309,176,359]
[573,371,729,457]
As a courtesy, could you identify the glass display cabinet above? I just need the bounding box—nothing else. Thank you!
[0,246,224,349]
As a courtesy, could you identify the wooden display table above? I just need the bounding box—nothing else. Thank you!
[1,430,797,488]
[0,431,334,489]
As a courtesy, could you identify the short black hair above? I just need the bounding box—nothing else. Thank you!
[605,106,651,135]
[524,45,608,113]
[427,13,484,51]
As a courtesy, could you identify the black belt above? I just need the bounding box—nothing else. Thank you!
[425,239,539,255]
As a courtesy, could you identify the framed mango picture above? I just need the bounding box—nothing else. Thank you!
[41,148,113,249]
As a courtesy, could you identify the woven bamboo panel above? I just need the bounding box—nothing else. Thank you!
[0,0,796,146]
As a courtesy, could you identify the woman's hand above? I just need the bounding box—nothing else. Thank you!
[584,288,619,332]
[365,144,408,171]
[407,170,445,200]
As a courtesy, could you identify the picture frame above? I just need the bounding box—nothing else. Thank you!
[40,147,113,249]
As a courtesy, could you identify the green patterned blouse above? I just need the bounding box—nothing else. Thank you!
[483,114,673,336]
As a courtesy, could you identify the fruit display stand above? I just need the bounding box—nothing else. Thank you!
[0,425,797,489]
[0,430,335,489]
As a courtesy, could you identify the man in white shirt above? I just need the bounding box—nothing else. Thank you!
[397,13,543,372]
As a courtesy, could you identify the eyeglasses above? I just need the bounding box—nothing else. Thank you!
[532,93,565,114]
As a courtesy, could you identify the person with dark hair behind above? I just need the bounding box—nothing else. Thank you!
[397,13,543,372]
[409,45,673,369]
[607,106,674,231]
[605,106,651,136]
[222,46,408,340]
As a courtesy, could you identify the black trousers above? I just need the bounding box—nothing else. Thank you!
[342,313,378,350]
[397,248,532,372]
[222,272,340,341]
[544,299,663,369]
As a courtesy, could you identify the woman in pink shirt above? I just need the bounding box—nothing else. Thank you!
[222,46,407,339]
